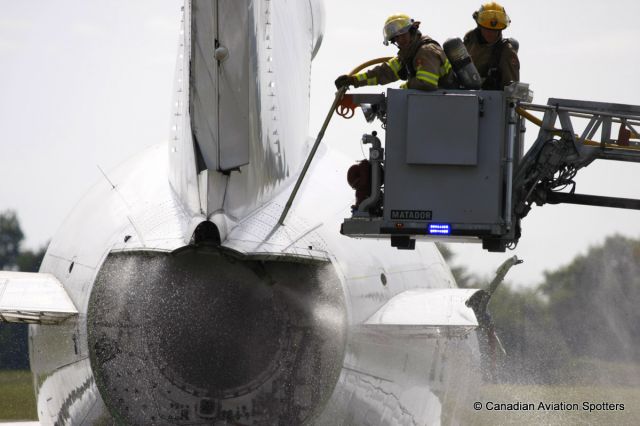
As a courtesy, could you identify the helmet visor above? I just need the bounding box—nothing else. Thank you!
[383,19,412,45]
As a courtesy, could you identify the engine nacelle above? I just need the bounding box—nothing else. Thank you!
[88,248,347,424]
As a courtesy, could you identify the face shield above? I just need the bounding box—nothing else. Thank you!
[383,17,413,46]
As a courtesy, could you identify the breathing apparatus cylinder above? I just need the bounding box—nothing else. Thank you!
[443,38,482,90]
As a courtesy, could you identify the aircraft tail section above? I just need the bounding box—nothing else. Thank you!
[168,0,324,224]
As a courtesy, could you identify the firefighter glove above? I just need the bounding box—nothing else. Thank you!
[335,75,356,90]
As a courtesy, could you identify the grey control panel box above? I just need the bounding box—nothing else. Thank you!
[383,89,507,234]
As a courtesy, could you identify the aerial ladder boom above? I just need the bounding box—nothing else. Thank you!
[513,98,640,217]
[336,84,640,252]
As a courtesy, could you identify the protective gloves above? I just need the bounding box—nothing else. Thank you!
[334,75,356,90]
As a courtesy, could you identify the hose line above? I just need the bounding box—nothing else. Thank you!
[277,58,392,226]
[515,106,640,151]
[348,57,393,76]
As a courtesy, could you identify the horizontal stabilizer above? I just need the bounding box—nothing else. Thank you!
[360,289,481,338]
[0,272,78,324]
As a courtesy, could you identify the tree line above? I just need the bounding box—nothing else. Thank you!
[440,237,640,385]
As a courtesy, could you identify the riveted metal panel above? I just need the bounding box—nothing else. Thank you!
[217,0,250,170]
[191,0,250,172]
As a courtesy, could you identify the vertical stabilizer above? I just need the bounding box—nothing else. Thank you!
[168,1,325,224]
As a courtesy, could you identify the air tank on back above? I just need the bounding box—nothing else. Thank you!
[443,38,482,90]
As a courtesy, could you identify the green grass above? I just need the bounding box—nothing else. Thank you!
[458,383,640,426]
[0,370,37,421]
[2,369,640,425]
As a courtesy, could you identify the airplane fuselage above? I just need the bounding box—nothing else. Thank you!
[28,1,481,424]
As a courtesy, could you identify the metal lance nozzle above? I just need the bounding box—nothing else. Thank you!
[443,38,482,90]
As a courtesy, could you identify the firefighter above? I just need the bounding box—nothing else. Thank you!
[335,14,455,92]
[463,2,519,90]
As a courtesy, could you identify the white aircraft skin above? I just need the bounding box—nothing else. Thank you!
[21,1,481,424]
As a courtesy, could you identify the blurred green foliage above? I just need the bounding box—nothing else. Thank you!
[440,236,640,385]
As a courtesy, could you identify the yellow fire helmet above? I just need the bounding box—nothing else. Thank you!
[473,2,511,30]
[383,13,419,45]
